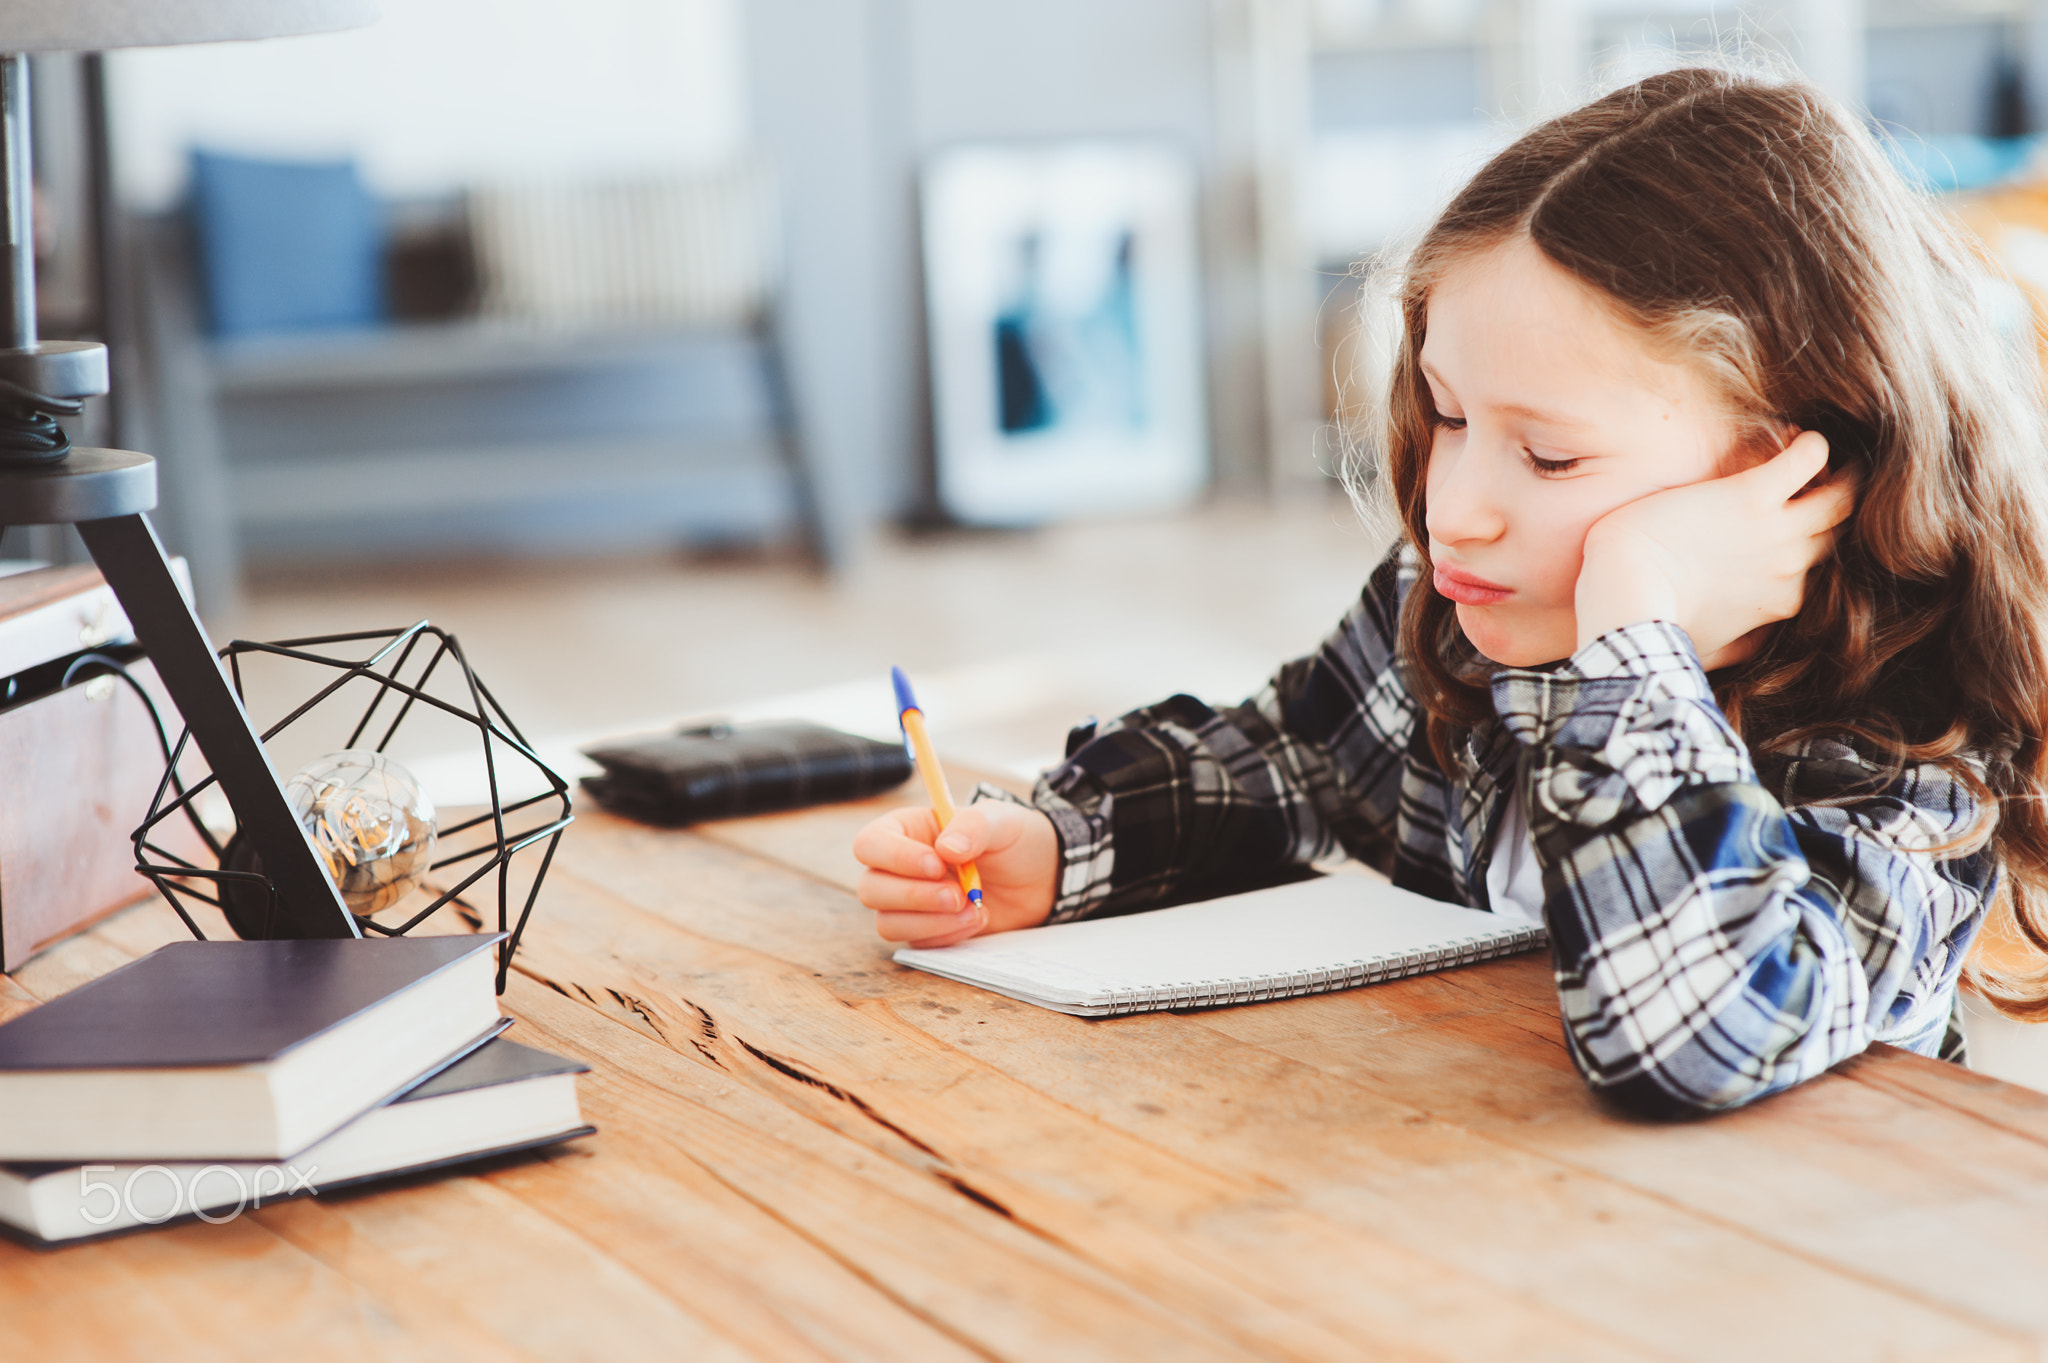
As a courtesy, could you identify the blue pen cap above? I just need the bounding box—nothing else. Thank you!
[890,666,919,760]
[891,665,920,717]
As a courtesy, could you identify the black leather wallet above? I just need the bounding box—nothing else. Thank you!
[579,721,914,825]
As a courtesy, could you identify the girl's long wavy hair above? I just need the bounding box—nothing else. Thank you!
[1368,66,2048,1017]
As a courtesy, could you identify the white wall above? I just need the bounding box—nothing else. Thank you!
[107,0,749,210]
[742,0,1248,559]
[904,0,1214,148]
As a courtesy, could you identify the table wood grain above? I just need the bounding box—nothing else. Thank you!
[6,785,2048,1362]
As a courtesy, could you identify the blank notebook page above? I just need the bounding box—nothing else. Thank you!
[893,872,1545,1017]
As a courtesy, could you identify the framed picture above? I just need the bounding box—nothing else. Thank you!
[921,141,1207,526]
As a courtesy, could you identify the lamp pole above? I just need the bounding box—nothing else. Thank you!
[1,55,36,352]
[0,50,356,940]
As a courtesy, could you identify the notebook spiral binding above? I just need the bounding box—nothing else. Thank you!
[1098,924,1548,1016]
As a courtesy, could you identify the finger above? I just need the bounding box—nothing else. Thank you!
[851,808,945,877]
[1748,429,1831,499]
[932,803,996,866]
[1770,527,1841,584]
[858,868,966,916]
[1802,525,1842,560]
[1786,470,1856,533]
[1810,472,1857,528]
[875,904,981,944]
[904,922,981,949]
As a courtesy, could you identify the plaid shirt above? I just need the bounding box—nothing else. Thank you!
[1000,550,1993,1115]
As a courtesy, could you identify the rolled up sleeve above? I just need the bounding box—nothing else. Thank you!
[1494,622,1993,1115]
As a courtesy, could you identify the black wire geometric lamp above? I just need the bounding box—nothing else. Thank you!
[0,2,415,941]
[122,621,573,993]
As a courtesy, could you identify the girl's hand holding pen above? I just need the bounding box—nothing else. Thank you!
[853,802,1058,947]
[865,666,1059,948]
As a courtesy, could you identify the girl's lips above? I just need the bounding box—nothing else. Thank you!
[1433,563,1513,606]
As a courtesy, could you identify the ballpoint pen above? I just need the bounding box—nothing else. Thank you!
[891,666,984,914]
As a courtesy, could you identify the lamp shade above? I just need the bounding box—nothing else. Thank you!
[0,0,378,53]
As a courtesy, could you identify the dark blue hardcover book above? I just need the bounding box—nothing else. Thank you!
[0,935,506,1162]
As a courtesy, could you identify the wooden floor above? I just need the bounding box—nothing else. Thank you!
[9,787,2048,1361]
[232,496,1392,784]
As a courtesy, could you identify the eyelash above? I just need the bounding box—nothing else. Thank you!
[1431,413,1580,476]
[1523,451,1580,476]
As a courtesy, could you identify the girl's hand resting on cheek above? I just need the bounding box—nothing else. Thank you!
[1575,430,1855,668]
[852,800,1058,948]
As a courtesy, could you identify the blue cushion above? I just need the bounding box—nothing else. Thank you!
[190,150,385,338]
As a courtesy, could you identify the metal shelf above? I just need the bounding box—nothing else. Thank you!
[208,317,767,395]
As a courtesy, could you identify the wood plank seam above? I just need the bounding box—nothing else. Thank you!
[851,957,2026,1352]
[698,1027,1355,1354]
[1452,1119,2035,1348]
[735,1037,948,1160]
[1179,1002,2040,1347]
[527,829,2012,1359]
[493,925,1406,1359]
[517,971,1179,1351]
[1838,1053,2048,1152]
[498,944,1667,1360]
[501,974,1269,1362]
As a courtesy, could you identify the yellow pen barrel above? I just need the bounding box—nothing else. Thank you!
[900,706,982,905]
[900,708,955,820]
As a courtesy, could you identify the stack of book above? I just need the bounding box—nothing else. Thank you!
[0,934,594,1244]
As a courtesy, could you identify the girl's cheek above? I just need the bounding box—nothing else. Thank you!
[1522,482,1622,603]
[1548,479,1631,543]
[1421,431,1457,502]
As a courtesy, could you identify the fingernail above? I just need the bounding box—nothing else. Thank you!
[935,886,961,912]
[937,833,968,855]
[922,855,944,877]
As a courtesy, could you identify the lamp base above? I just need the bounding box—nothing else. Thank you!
[0,445,152,522]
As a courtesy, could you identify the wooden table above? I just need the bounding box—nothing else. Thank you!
[6,786,2048,1362]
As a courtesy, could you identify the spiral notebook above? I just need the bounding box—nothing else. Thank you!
[893,873,1545,1017]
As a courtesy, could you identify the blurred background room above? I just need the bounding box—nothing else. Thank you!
[13,0,2048,953]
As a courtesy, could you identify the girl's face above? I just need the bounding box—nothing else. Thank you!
[1421,236,1747,667]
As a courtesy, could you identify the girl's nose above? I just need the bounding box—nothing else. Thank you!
[1424,436,1508,547]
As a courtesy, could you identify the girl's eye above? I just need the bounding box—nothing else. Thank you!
[1523,450,1580,476]
[1434,414,1467,431]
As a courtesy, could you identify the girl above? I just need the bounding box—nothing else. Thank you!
[852,66,2048,1115]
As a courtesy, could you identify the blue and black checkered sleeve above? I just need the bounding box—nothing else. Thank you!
[1494,621,1995,1115]
[1011,551,1423,923]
